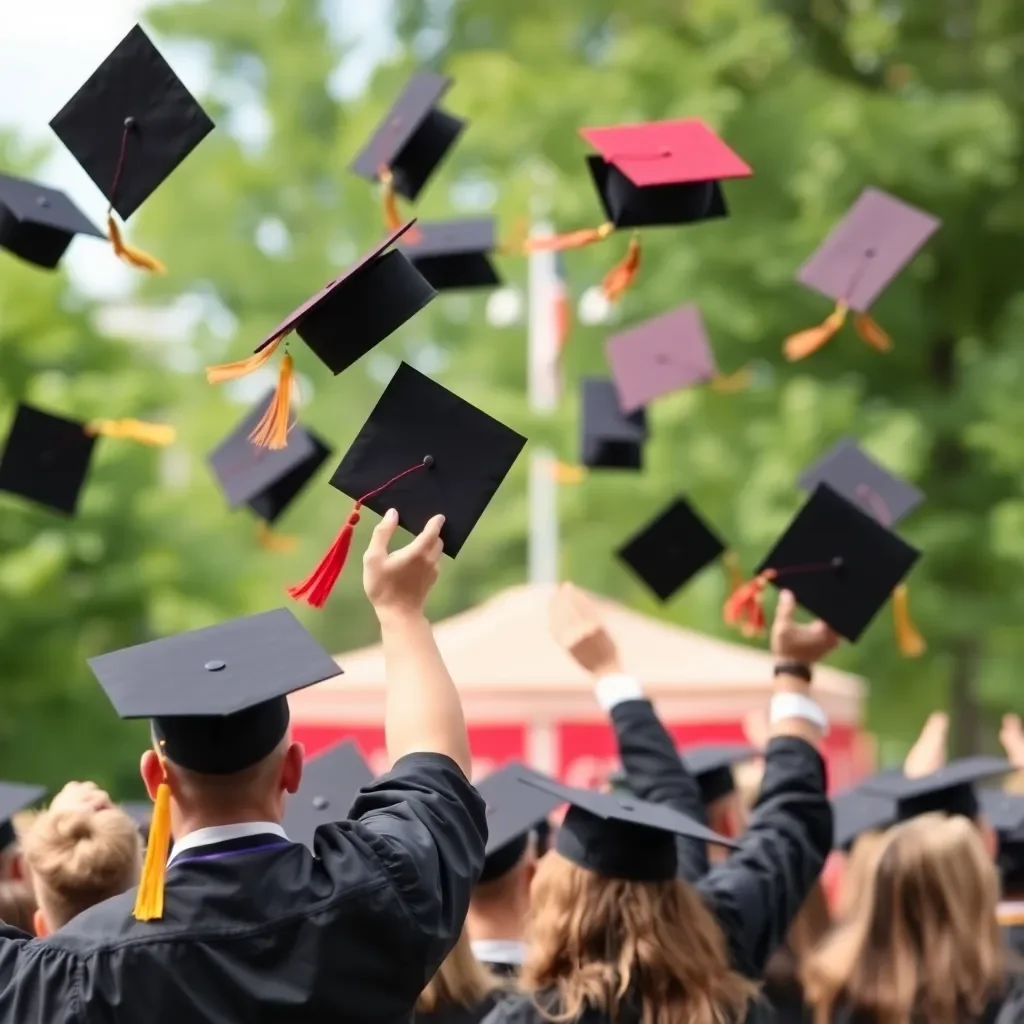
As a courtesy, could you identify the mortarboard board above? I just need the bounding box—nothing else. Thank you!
[0,783,47,851]
[283,740,374,850]
[725,483,920,642]
[617,496,726,603]
[605,305,718,415]
[476,763,564,883]
[289,361,527,608]
[859,756,1014,823]
[206,220,436,450]
[49,24,214,273]
[831,779,898,851]
[399,218,501,292]
[517,772,735,882]
[580,378,647,471]
[979,790,1024,839]
[784,187,940,361]
[0,172,105,270]
[681,744,760,805]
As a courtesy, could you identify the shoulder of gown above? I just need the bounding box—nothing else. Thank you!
[0,928,86,1024]
[479,992,547,1024]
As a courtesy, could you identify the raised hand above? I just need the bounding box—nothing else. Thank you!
[363,509,444,619]
[770,590,840,664]
[549,582,622,677]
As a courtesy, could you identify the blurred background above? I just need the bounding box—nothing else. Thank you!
[1,0,1023,795]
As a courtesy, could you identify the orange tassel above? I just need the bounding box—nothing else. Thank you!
[722,551,744,595]
[133,747,171,921]
[522,222,614,253]
[892,583,925,657]
[287,509,360,609]
[107,213,165,274]
[783,302,848,361]
[723,570,776,637]
[378,165,403,232]
[601,234,642,303]
[256,521,297,553]
[206,334,285,384]
[497,217,529,256]
[84,419,176,446]
[549,461,588,484]
[710,367,753,394]
[854,313,892,352]
[248,353,294,450]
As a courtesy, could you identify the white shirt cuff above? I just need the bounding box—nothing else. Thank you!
[594,674,644,712]
[769,692,829,735]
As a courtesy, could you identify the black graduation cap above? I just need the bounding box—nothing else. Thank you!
[517,773,735,883]
[0,172,105,269]
[399,218,501,291]
[753,483,920,642]
[349,72,465,201]
[682,744,760,805]
[859,756,1014,823]
[580,378,647,471]
[616,497,726,602]
[978,789,1024,838]
[87,608,342,775]
[0,783,46,850]
[283,740,374,850]
[49,24,215,222]
[831,779,898,851]
[207,392,332,525]
[288,361,527,608]
[476,763,564,883]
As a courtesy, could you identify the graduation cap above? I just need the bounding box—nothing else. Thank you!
[525,119,751,302]
[476,763,563,883]
[581,378,647,471]
[283,740,374,850]
[682,744,760,805]
[517,773,735,882]
[399,218,501,292]
[49,24,215,273]
[0,172,105,270]
[784,188,940,360]
[0,783,47,851]
[616,496,726,602]
[831,781,898,852]
[206,221,436,450]
[724,483,920,642]
[0,404,175,516]
[288,361,527,608]
[979,790,1024,892]
[349,71,465,229]
[87,607,341,921]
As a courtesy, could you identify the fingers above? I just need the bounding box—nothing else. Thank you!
[363,508,399,563]
[405,514,445,559]
[774,589,797,627]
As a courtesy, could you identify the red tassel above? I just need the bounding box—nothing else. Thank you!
[287,510,361,609]
[724,571,775,637]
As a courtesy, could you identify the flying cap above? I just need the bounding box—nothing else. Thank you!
[49,24,214,272]
[605,305,718,415]
[0,783,47,850]
[288,361,527,608]
[784,187,940,360]
[205,221,436,450]
[682,744,760,805]
[978,789,1024,838]
[0,172,105,269]
[616,496,726,602]
[517,772,736,882]
[399,218,501,291]
[581,377,647,471]
[831,780,898,851]
[283,740,374,850]
[476,763,563,883]
[725,483,921,642]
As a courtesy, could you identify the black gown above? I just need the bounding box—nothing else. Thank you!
[0,752,486,1023]
[413,993,501,1024]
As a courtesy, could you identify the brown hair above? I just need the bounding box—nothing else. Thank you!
[762,881,831,1003]
[23,807,142,929]
[835,829,887,922]
[803,814,1007,1024]
[416,928,498,1013]
[0,879,36,933]
[521,852,756,1024]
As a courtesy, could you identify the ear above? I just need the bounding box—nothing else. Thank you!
[33,908,48,938]
[9,852,24,882]
[281,742,304,796]
[140,749,165,801]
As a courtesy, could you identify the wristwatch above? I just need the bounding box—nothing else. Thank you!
[773,661,812,683]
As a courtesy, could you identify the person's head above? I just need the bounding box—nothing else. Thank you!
[416,928,498,1014]
[523,851,756,1024]
[468,836,538,941]
[834,828,887,921]
[762,881,831,1001]
[22,806,143,934]
[804,814,1006,1024]
[0,879,36,933]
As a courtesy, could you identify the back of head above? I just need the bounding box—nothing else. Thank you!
[0,879,37,933]
[804,814,1005,1024]
[523,852,756,1024]
[416,928,497,1014]
[23,807,142,930]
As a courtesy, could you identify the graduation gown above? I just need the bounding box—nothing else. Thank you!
[0,752,486,1023]
[413,993,501,1024]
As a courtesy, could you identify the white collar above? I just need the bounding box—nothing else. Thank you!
[470,938,528,966]
[167,822,287,866]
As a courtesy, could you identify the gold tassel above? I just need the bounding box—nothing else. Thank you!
[783,301,848,361]
[892,583,925,657]
[378,166,408,234]
[107,213,166,274]
[549,461,588,484]
[85,419,176,446]
[710,367,753,394]
[248,353,294,450]
[133,758,171,921]
[522,222,614,253]
[256,521,298,553]
[854,313,892,352]
[206,334,285,384]
[600,233,642,303]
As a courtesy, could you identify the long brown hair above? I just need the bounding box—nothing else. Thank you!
[835,829,887,922]
[803,814,1007,1024]
[416,928,498,1013]
[522,852,756,1024]
[763,881,831,1001]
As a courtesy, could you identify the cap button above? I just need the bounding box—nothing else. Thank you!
[123,116,137,130]
[830,557,844,569]
[204,659,226,672]
[620,801,634,811]
[312,796,329,811]
[864,247,877,258]
[422,454,435,469]
[36,196,50,208]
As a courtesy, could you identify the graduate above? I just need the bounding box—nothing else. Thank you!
[0,512,487,1022]
[414,928,504,1024]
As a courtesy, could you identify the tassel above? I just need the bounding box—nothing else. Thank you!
[378,165,403,232]
[854,313,892,353]
[522,222,614,254]
[549,461,588,484]
[710,367,753,394]
[723,571,776,638]
[783,301,848,361]
[248,353,295,450]
[892,583,925,657]
[722,551,744,595]
[206,334,285,384]
[85,419,176,446]
[497,217,529,256]
[133,754,171,921]
[256,521,297,553]
[600,234,642,303]
[107,213,166,274]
